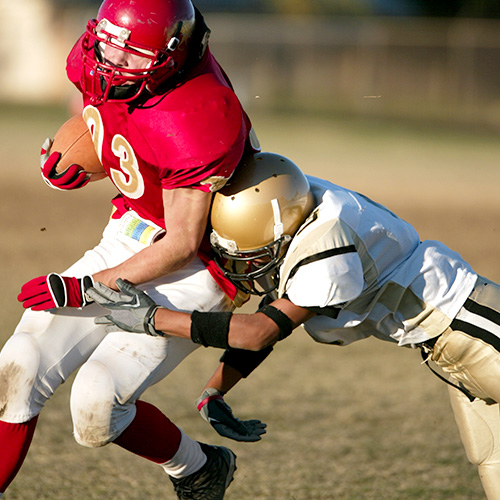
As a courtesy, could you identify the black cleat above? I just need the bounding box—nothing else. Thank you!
[169,443,237,499]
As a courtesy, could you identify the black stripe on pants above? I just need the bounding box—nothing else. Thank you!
[450,298,500,354]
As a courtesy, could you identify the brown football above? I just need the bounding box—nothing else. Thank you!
[51,115,107,182]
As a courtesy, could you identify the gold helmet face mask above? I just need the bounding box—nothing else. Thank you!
[210,152,314,296]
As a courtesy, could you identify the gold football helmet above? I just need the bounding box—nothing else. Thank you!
[210,152,314,295]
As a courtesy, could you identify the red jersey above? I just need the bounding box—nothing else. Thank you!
[66,39,255,300]
[67,40,252,226]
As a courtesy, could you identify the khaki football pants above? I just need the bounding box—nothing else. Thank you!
[431,277,500,500]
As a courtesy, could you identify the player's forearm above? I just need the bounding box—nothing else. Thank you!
[152,307,193,341]
[154,299,313,350]
[153,307,279,350]
[203,363,244,394]
[94,236,198,289]
[89,280,312,351]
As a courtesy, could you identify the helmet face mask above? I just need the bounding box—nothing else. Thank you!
[210,152,314,296]
[211,232,291,296]
[80,0,195,104]
[81,20,159,103]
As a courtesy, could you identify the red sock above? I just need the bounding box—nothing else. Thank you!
[0,416,39,493]
[113,400,182,463]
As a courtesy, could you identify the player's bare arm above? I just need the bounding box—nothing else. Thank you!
[18,188,212,309]
[18,188,213,309]
[93,187,212,289]
[157,297,312,350]
[202,363,245,394]
[88,279,313,349]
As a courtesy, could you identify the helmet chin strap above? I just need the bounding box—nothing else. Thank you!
[271,198,284,240]
[99,74,142,102]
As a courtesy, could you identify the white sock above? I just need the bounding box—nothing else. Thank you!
[160,430,207,479]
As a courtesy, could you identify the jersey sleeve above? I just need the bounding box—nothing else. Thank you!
[157,77,249,192]
[159,141,245,193]
[285,250,364,308]
[279,203,365,308]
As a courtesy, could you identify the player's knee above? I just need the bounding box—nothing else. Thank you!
[449,386,500,468]
[0,333,40,421]
[465,442,494,466]
[456,408,497,466]
[70,360,117,448]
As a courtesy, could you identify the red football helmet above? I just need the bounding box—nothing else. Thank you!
[80,0,196,104]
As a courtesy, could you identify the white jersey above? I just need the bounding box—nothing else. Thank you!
[278,177,477,346]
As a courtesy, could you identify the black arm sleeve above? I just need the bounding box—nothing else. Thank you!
[220,346,274,378]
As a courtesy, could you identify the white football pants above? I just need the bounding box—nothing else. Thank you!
[0,212,232,447]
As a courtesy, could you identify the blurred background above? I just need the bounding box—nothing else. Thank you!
[2,0,500,131]
[1,3,500,498]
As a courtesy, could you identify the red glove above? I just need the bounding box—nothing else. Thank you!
[18,273,94,311]
[40,138,90,191]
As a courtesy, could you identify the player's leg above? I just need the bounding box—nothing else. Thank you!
[0,215,135,424]
[70,331,237,499]
[69,258,236,497]
[0,216,139,494]
[0,306,108,494]
[448,388,500,500]
[431,277,500,499]
[0,416,38,496]
[70,331,198,447]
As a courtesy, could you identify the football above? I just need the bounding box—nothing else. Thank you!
[51,115,107,181]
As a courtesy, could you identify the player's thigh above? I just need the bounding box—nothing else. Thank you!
[74,259,232,399]
[144,257,234,314]
[74,331,199,405]
[432,276,500,402]
[448,385,500,466]
[433,328,500,402]
[69,330,199,445]
[0,305,107,422]
[71,258,231,407]
[70,328,201,446]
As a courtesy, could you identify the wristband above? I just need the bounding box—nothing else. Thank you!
[196,389,224,411]
[144,305,163,336]
[190,311,232,349]
[257,304,294,341]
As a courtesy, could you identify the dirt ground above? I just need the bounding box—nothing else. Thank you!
[1,107,499,499]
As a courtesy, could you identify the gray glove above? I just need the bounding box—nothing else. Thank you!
[87,279,164,336]
[196,388,267,442]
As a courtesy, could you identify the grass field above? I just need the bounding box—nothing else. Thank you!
[1,105,499,499]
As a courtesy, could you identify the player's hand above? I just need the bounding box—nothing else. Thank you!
[196,388,267,442]
[18,273,94,310]
[88,279,164,336]
[40,138,90,190]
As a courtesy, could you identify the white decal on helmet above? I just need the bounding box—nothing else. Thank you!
[271,198,284,240]
[97,18,155,56]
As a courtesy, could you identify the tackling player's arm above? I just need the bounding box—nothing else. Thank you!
[89,278,313,350]
[154,297,313,350]
[94,187,212,289]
